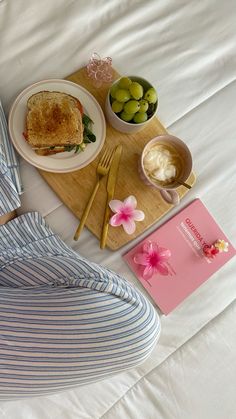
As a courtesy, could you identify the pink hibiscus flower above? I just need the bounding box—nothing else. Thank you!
[109,195,145,234]
[134,241,171,280]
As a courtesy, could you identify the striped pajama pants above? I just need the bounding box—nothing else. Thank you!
[0,212,160,400]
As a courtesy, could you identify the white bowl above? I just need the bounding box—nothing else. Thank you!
[105,76,158,134]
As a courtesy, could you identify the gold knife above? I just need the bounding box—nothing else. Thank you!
[100,144,123,249]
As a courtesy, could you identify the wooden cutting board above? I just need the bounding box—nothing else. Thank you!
[39,67,196,250]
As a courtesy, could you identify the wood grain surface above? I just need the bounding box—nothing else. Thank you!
[39,67,196,250]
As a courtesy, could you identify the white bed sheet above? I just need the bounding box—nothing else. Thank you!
[0,1,236,418]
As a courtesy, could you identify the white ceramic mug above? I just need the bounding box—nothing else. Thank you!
[140,135,193,205]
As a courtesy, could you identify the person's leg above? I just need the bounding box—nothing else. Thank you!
[0,212,160,399]
[0,274,160,400]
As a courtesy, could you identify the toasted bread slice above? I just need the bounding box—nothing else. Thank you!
[26,91,83,148]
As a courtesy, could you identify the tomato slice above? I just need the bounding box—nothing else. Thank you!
[23,131,28,141]
[77,99,83,116]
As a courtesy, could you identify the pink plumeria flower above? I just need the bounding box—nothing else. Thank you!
[109,195,145,235]
[134,241,171,280]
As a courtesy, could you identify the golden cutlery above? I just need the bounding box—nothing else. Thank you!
[100,144,123,249]
[74,147,114,241]
[176,180,192,189]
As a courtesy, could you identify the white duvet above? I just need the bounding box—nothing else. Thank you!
[0,0,236,418]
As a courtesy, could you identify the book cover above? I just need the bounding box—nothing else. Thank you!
[123,199,236,314]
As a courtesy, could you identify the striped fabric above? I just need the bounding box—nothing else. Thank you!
[0,212,160,400]
[0,147,21,216]
[0,99,23,195]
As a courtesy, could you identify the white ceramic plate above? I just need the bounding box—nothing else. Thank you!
[8,79,106,173]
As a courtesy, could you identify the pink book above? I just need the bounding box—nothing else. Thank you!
[123,199,236,314]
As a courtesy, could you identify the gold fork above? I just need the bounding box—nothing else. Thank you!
[74,147,114,241]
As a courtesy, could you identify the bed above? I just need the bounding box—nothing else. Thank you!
[0,0,236,418]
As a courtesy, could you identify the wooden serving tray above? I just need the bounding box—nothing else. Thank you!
[39,67,196,250]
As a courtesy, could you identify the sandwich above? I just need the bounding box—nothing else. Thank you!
[23,91,96,156]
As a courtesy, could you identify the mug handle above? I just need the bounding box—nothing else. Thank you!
[160,189,179,205]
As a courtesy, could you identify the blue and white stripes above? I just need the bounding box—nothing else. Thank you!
[0,99,23,195]
[0,146,21,216]
[0,212,160,400]
[0,98,22,215]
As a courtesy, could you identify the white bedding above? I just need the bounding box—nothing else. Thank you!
[0,0,236,418]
